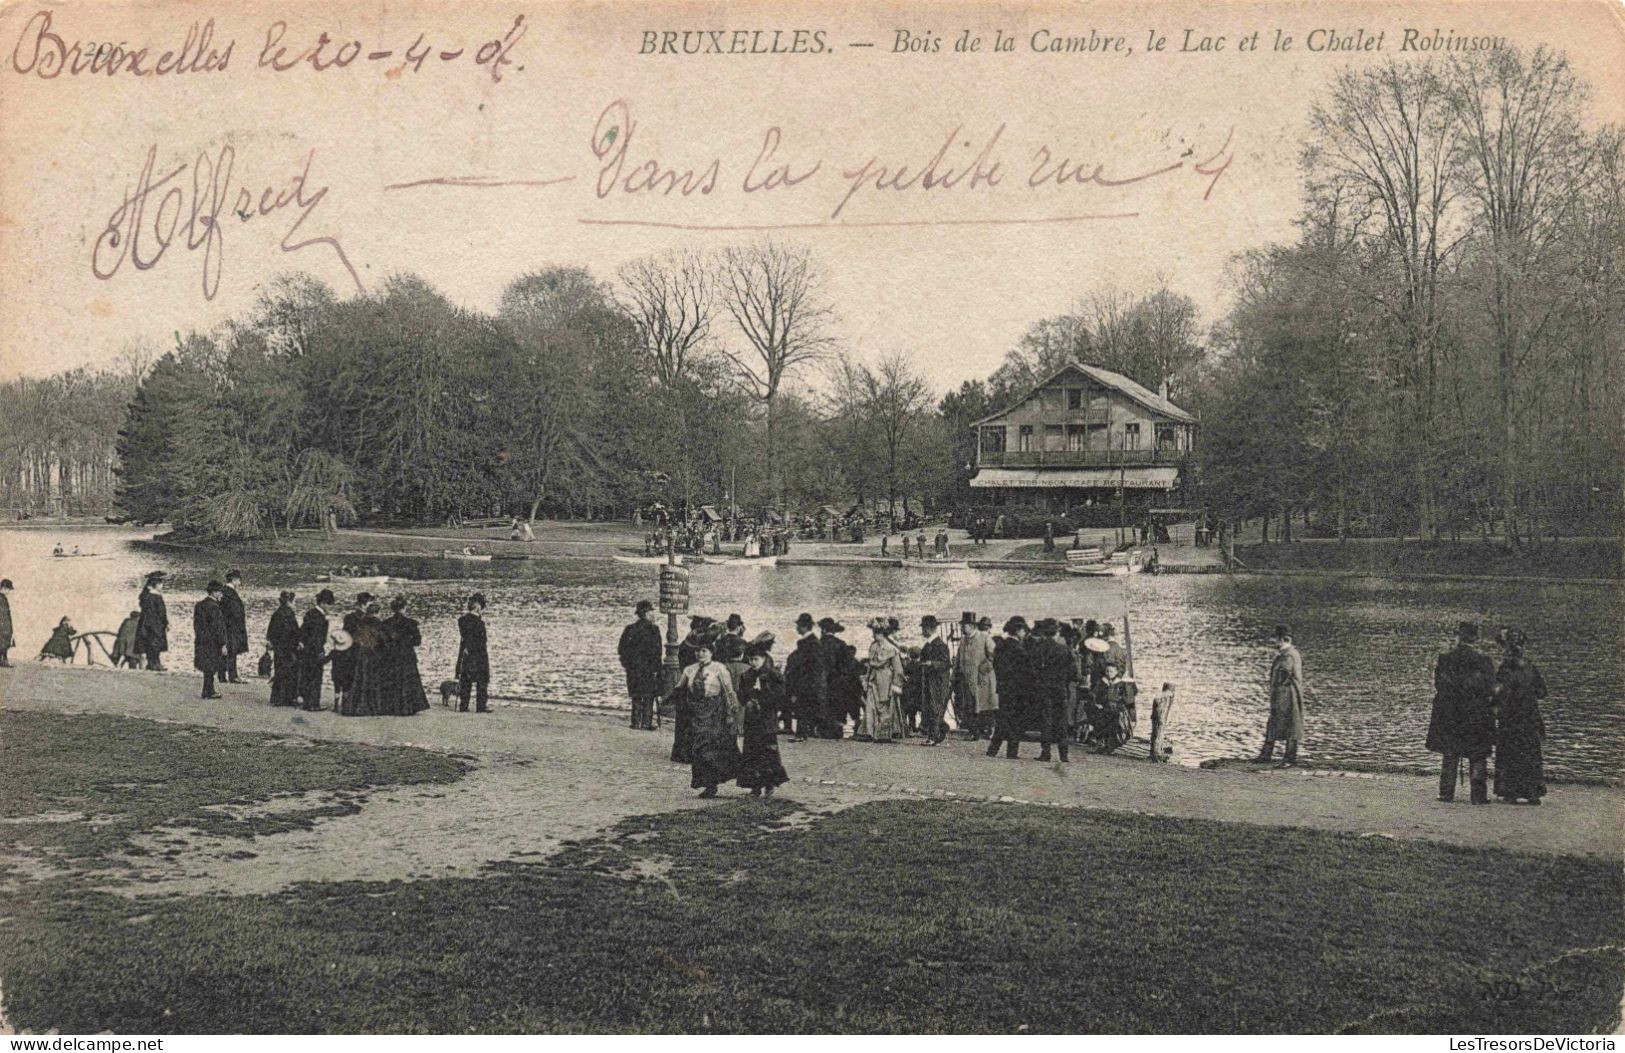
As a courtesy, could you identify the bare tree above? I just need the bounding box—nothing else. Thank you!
[1304,60,1461,539]
[617,250,716,388]
[862,352,933,523]
[1444,46,1602,546]
[717,241,835,511]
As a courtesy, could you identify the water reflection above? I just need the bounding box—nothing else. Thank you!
[2,528,1620,780]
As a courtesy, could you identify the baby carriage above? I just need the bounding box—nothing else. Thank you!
[1083,679,1137,753]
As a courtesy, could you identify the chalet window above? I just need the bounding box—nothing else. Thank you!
[1067,388,1083,410]
[1066,424,1086,451]
[1044,424,1064,451]
[1086,423,1109,450]
[1124,423,1141,450]
[981,426,1007,453]
[1018,425,1034,452]
[1041,387,1063,411]
[1155,424,1177,450]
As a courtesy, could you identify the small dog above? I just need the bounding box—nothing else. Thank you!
[438,680,460,708]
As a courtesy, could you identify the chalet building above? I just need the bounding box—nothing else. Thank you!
[969,362,1197,510]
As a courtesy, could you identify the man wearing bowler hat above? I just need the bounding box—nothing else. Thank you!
[193,581,229,699]
[785,612,827,740]
[1256,625,1306,766]
[298,589,335,711]
[1427,621,1496,803]
[458,593,493,714]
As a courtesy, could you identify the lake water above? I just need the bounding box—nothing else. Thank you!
[3,527,1621,781]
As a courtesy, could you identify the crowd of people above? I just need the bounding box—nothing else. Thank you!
[616,604,1184,796]
[95,570,491,718]
[0,566,1554,808]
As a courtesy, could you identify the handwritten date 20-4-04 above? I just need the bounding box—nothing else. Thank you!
[92,144,362,302]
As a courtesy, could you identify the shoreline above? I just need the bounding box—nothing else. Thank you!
[2,662,1618,860]
[127,533,1624,586]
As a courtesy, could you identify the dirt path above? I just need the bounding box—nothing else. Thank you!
[1,664,1618,902]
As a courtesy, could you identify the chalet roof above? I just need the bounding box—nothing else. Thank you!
[970,362,1197,428]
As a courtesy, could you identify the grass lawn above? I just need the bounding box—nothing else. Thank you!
[2,712,1620,1034]
[1237,538,1621,580]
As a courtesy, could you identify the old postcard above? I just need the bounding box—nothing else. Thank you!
[0,0,1621,1038]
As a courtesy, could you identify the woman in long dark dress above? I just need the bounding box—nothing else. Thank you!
[1492,627,1547,805]
[340,603,388,716]
[381,596,429,716]
[737,644,789,797]
[663,640,741,797]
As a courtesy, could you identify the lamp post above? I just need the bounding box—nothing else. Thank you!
[659,549,687,695]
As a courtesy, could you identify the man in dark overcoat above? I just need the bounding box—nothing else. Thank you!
[1427,620,1497,803]
[988,617,1032,759]
[266,589,301,706]
[193,580,229,699]
[784,612,827,740]
[135,572,169,669]
[297,588,334,711]
[456,593,492,713]
[617,599,662,729]
[819,617,857,738]
[1030,618,1075,763]
[220,569,249,683]
[916,615,953,745]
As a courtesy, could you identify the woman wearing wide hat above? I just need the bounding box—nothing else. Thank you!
[1491,627,1548,805]
[737,640,790,797]
[859,616,906,742]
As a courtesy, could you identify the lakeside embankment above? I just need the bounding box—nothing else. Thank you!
[2,663,1617,859]
[119,524,1625,585]
[2,663,1621,1033]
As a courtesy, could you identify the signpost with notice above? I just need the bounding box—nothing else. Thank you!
[659,557,689,695]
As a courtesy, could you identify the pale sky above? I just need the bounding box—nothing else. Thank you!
[2,0,1620,396]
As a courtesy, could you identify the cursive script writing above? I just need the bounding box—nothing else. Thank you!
[92,144,362,301]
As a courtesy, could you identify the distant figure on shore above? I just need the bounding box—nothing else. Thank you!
[39,616,75,662]
[1255,625,1305,766]
[901,534,911,559]
[1427,621,1496,804]
[193,581,229,699]
[1492,627,1547,806]
[297,589,335,711]
[52,543,64,557]
[737,641,789,797]
[1043,521,1056,553]
[266,590,301,707]
[111,609,140,669]
[617,599,661,729]
[220,570,249,684]
[135,572,169,670]
[666,640,740,798]
[0,578,14,667]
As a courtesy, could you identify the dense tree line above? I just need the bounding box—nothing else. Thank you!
[1199,47,1624,544]
[1,364,140,517]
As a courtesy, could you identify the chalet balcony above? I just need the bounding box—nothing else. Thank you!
[977,448,1190,468]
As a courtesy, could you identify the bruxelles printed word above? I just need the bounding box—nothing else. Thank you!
[638,29,828,55]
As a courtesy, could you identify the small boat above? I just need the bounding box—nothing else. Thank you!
[439,549,493,562]
[614,554,708,566]
[317,573,393,585]
[1065,550,1144,577]
[713,555,780,568]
